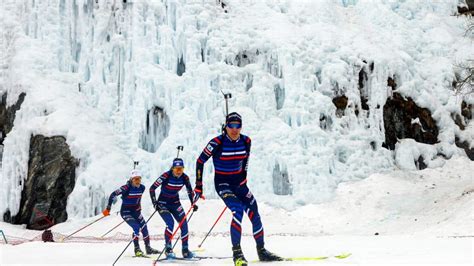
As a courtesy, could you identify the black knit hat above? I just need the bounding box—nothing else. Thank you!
[226,112,242,124]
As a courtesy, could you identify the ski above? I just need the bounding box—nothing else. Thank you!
[154,257,201,262]
[195,255,233,260]
[128,254,152,258]
[154,255,232,261]
[251,252,352,262]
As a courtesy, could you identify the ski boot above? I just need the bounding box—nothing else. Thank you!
[182,246,195,259]
[134,246,144,257]
[257,246,284,261]
[165,244,176,259]
[232,245,248,266]
[145,245,159,255]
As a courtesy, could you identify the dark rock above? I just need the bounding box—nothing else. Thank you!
[455,136,474,161]
[358,65,369,111]
[461,101,472,120]
[319,113,332,130]
[177,56,186,76]
[452,113,465,130]
[416,156,427,170]
[272,163,292,195]
[139,106,170,153]
[332,95,348,117]
[387,76,397,90]
[0,93,26,145]
[226,50,259,68]
[274,82,285,110]
[12,135,78,230]
[458,0,474,14]
[382,93,439,150]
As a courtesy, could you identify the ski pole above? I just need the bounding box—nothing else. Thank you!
[101,220,125,238]
[198,206,227,248]
[171,210,195,250]
[112,210,157,266]
[62,215,107,241]
[153,201,199,265]
[176,146,183,158]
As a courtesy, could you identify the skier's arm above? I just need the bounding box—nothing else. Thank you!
[184,174,194,204]
[106,185,127,210]
[241,137,252,179]
[195,138,220,193]
[149,173,168,206]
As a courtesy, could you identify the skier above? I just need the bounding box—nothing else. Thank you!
[194,112,282,266]
[150,158,197,259]
[102,169,159,257]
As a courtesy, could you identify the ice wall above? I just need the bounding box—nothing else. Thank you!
[0,0,472,218]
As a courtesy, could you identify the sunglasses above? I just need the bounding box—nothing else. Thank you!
[227,123,242,129]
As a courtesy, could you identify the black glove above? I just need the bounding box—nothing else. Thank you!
[153,201,161,211]
[193,204,198,212]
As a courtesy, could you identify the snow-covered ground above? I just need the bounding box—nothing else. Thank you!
[1,156,472,265]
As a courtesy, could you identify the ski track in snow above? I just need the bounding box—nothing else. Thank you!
[1,157,472,265]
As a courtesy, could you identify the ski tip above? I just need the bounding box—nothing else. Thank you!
[335,253,352,259]
[192,248,206,253]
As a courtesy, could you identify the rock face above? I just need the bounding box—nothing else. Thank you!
[272,163,292,195]
[332,95,348,117]
[458,0,474,14]
[383,93,439,150]
[455,137,474,161]
[139,106,170,153]
[0,93,26,145]
[12,135,78,230]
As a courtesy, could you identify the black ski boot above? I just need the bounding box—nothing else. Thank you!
[145,245,159,255]
[257,246,284,261]
[134,246,144,257]
[232,245,248,266]
[182,247,195,259]
[165,244,176,259]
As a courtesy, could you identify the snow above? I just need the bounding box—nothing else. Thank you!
[0,156,472,265]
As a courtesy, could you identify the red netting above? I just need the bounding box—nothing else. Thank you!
[1,231,303,245]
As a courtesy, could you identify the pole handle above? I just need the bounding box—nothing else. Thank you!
[176,145,184,158]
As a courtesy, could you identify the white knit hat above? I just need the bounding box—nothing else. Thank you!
[129,169,142,179]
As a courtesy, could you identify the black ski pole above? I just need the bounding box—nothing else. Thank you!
[176,146,183,158]
[220,90,232,134]
[112,210,157,266]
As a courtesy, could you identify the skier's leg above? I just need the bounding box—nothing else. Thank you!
[236,185,283,261]
[134,212,150,246]
[216,183,245,247]
[121,209,141,248]
[236,185,264,247]
[135,211,158,254]
[158,205,175,246]
[170,203,189,248]
[170,203,194,258]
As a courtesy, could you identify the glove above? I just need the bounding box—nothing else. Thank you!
[192,205,198,212]
[193,189,204,203]
[102,208,110,216]
[153,201,161,211]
